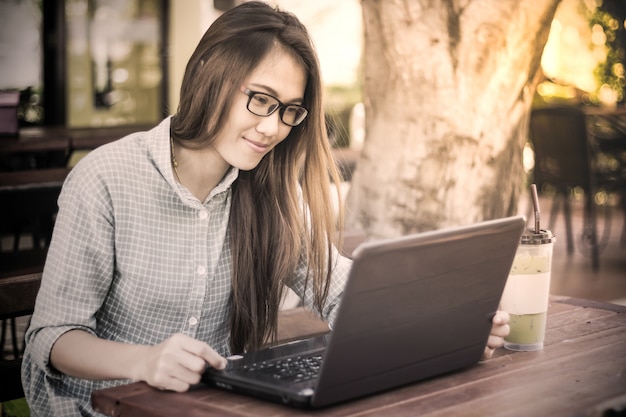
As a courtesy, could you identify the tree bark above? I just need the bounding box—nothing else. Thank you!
[346,0,561,239]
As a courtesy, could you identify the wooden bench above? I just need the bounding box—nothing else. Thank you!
[0,272,41,402]
[0,168,68,401]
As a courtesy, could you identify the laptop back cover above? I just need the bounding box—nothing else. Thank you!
[311,215,525,407]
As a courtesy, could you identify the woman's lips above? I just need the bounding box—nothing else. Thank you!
[244,137,270,153]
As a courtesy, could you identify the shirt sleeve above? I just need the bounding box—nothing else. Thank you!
[24,155,116,377]
[323,250,352,326]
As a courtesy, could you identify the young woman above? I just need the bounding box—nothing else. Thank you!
[22,2,509,415]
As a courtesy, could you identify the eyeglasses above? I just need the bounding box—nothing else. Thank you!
[241,87,308,127]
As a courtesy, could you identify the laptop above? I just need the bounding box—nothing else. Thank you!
[202,215,525,408]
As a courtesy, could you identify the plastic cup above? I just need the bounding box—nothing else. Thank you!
[500,229,556,351]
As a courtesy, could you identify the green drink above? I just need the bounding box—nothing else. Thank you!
[501,229,555,351]
[506,312,548,344]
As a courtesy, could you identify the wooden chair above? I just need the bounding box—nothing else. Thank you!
[0,171,63,360]
[0,359,25,402]
[528,105,601,271]
[0,258,45,359]
[586,110,626,247]
[0,271,42,402]
[0,168,66,402]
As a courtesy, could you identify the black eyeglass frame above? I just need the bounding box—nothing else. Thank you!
[241,87,309,127]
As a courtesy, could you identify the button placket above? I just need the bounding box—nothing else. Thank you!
[185,208,209,336]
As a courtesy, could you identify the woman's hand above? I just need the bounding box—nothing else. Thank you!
[138,333,228,392]
[50,329,227,392]
[482,310,510,360]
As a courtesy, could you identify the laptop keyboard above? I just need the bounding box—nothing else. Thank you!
[241,354,324,383]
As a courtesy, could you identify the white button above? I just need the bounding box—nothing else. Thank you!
[198,211,208,220]
[196,266,206,275]
[188,317,198,326]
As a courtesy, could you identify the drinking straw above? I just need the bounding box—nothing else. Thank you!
[530,184,541,234]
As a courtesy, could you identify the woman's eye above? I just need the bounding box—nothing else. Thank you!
[253,95,270,106]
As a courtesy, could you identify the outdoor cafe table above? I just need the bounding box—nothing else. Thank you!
[92,295,626,417]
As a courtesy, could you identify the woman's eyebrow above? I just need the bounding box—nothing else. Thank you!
[248,83,304,104]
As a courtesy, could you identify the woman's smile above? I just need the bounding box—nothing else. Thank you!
[243,136,272,154]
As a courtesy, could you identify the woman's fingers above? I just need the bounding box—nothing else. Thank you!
[481,310,511,361]
[143,334,227,391]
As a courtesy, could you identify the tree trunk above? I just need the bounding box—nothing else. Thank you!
[346,0,561,239]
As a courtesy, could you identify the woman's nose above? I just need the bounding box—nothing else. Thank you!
[255,111,281,137]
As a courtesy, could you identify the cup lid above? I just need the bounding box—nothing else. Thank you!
[520,229,556,244]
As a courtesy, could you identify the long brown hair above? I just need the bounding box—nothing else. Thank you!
[170,1,344,353]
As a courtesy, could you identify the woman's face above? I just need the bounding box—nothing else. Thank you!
[211,46,307,171]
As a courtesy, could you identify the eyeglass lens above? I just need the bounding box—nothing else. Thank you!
[247,92,308,126]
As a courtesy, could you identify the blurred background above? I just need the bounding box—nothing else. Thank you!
[0,1,625,415]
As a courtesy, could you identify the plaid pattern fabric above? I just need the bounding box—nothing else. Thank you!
[21,117,351,416]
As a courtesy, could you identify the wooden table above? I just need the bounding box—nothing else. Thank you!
[0,125,156,171]
[0,128,70,155]
[0,125,154,154]
[0,167,71,188]
[91,296,626,417]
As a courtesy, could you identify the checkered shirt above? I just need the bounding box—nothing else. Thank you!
[21,117,351,416]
